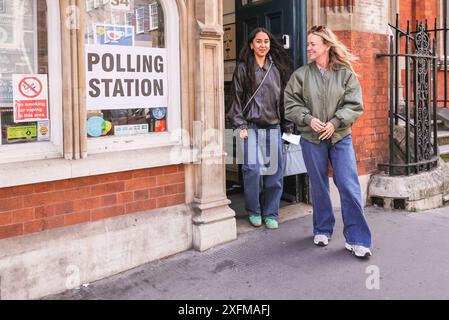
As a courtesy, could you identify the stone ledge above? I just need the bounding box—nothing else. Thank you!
[0,204,193,300]
[368,161,449,211]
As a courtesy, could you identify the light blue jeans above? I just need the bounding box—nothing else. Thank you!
[239,123,284,220]
[300,135,372,247]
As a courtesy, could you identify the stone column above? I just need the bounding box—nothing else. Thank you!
[191,0,236,251]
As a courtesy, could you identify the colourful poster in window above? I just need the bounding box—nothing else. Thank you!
[6,125,37,143]
[95,24,134,47]
[37,120,50,142]
[148,107,167,132]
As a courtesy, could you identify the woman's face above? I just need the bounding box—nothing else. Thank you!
[307,33,330,62]
[250,32,270,59]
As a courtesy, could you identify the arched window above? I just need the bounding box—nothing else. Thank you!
[84,0,181,154]
[0,0,63,163]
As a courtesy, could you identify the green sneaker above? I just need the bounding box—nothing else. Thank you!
[264,218,278,229]
[248,215,262,227]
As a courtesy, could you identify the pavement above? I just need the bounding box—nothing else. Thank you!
[46,204,449,300]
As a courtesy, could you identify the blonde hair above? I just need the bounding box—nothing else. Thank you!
[308,26,359,76]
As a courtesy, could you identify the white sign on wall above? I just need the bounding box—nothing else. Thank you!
[85,45,168,110]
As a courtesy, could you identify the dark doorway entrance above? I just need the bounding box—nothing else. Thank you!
[236,0,307,69]
[226,0,309,216]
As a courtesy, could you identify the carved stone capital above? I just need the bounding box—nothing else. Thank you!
[323,0,389,35]
[197,20,224,40]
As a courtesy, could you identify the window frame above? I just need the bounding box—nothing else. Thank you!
[135,6,145,34]
[0,0,189,188]
[0,0,63,164]
[149,2,159,31]
[86,0,182,155]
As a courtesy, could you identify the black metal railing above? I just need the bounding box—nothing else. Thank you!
[376,14,446,176]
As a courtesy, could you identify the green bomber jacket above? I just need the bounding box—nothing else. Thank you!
[284,62,363,145]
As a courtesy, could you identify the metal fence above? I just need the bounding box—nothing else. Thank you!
[376,13,446,176]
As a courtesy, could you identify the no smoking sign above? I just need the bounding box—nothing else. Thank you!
[13,74,49,123]
[13,74,47,101]
[19,77,43,98]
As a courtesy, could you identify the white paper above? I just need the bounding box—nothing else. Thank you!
[282,133,301,145]
[85,45,168,110]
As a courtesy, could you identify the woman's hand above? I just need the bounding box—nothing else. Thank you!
[311,118,326,133]
[240,129,248,139]
[319,122,336,140]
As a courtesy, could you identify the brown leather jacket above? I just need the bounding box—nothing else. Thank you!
[227,60,294,133]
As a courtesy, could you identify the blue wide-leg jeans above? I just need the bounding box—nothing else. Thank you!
[300,135,372,247]
[239,123,284,220]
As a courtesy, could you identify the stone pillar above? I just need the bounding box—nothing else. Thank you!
[191,0,236,251]
[323,0,390,177]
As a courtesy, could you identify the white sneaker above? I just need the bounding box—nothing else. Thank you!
[345,243,372,258]
[314,234,329,246]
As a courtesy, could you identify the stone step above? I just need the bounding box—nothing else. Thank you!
[436,130,449,146]
[436,108,449,129]
[440,144,449,162]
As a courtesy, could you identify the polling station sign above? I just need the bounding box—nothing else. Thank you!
[12,74,49,123]
[85,45,168,111]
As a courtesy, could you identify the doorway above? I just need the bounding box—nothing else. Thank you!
[225,0,309,218]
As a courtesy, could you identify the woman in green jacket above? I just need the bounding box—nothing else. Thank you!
[284,26,372,258]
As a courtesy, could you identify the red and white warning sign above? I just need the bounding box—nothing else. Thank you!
[13,74,49,123]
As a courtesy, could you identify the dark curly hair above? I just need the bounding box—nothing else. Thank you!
[238,27,292,95]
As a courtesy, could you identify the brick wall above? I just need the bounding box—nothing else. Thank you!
[399,0,449,103]
[0,165,185,240]
[399,0,438,26]
[335,31,390,176]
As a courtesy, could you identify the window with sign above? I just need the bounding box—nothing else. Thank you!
[0,0,63,160]
[84,0,180,154]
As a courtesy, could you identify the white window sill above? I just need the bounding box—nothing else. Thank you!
[0,144,198,188]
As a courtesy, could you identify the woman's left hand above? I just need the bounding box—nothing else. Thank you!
[319,122,336,140]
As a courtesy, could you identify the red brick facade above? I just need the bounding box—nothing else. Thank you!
[335,31,390,176]
[0,165,185,240]
[400,0,439,25]
[399,0,448,102]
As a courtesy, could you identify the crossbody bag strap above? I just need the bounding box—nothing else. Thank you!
[242,60,274,114]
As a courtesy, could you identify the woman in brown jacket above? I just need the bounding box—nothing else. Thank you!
[227,28,293,229]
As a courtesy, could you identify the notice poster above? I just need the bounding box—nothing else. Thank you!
[13,74,49,123]
[95,24,134,47]
[37,120,50,142]
[85,45,168,110]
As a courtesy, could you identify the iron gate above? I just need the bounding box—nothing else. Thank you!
[376,14,448,176]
